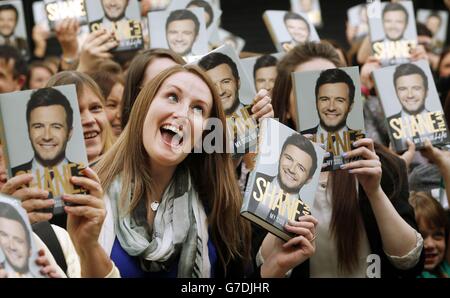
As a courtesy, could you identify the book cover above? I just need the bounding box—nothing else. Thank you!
[164,0,223,45]
[263,10,320,53]
[0,1,29,59]
[86,0,144,52]
[193,44,258,158]
[241,118,325,241]
[0,194,45,278]
[372,59,450,153]
[0,85,89,215]
[290,0,322,28]
[417,9,448,55]
[367,0,418,67]
[347,3,369,41]
[241,52,284,95]
[147,7,209,60]
[43,0,88,30]
[293,67,366,171]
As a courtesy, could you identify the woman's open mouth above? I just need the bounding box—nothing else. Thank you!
[160,124,184,148]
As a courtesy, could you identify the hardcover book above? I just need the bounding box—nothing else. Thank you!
[347,3,369,42]
[0,1,29,59]
[43,0,88,29]
[293,66,366,171]
[0,194,45,278]
[367,0,418,66]
[263,10,320,53]
[241,118,325,241]
[417,9,448,55]
[241,53,284,95]
[372,59,450,152]
[0,85,89,215]
[86,0,144,52]
[290,0,322,28]
[193,44,258,158]
[147,7,209,59]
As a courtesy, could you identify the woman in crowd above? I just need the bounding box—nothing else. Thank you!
[121,49,186,129]
[267,42,424,277]
[26,60,56,90]
[94,64,317,278]
[409,192,449,278]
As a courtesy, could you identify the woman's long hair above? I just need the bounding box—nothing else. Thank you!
[95,65,251,272]
[121,48,185,129]
[46,71,116,160]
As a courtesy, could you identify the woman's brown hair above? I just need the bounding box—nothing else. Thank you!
[271,42,343,130]
[46,71,116,161]
[95,65,251,272]
[121,48,185,129]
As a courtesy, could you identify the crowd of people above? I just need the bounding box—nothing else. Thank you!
[0,0,449,279]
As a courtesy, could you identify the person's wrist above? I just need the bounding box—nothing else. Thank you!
[365,185,384,201]
[260,255,287,278]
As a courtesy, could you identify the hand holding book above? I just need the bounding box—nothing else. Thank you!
[250,89,274,122]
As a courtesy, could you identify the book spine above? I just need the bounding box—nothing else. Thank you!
[0,99,13,179]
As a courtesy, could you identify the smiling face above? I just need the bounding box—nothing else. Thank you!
[205,63,240,115]
[426,16,441,36]
[101,0,128,21]
[0,217,30,273]
[29,67,52,90]
[166,19,197,56]
[419,221,446,271]
[395,74,427,115]
[278,144,312,193]
[316,82,352,132]
[142,71,212,169]
[255,66,277,95]
[0,9,17,37]
[383,10,408,41]
[29,105,71,167]
[285,18,310,43]
[78,87,109,163]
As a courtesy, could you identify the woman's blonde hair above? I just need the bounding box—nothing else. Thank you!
[95,64,251,271]
[46,71,115,161]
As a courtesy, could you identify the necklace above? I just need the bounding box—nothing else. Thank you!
[150,201,160,212]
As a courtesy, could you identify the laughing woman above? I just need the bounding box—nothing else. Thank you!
[95,64,317,278]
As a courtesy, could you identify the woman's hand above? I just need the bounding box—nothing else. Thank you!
[251,89,274,122]
[261,215,317,278]
[360,56,381,90]
[63,167,106,254]
[398,139,416,170]
[32,24,50,58]
[1,174,52,224]
[340,138,382,197]
[410,44,428,62]
[76,29,118,73]
[420,139,450,170]
[55,18,80,61]
[36,249,62,278]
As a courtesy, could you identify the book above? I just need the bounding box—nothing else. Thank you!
[86,0,144,52]
[290,0,322,28]
[372,59,450,153]
[241,118,325,241]
[367,0,418,67]
[417,9,448,55]
[293,66,366,171]
[147,7,209,59]
[164,0,223,45]
[0,1,29,59]
[0,194,45,278]
[43,0,88,30]
[240,52,284,94]
[263,10,320,53]
[192,44,258,158]
[0,85,89,215]
[347,3,369,42]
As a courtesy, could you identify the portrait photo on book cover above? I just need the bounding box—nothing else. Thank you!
[294,67,365,171]
[86,0,143,51]
[368,1,417,65]
[44,0,88,29]
[263,10,320,53]
[0,85,88,201]
[417,9,448,54]
[241,52,284,96]
[373,60,450,152]
[0,195,43,278]
[290,0,322,27]
[0,1,28,58]
[148,7,208,59]
[246,122,323,231]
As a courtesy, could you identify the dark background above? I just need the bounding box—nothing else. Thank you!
[18,0,450,54]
